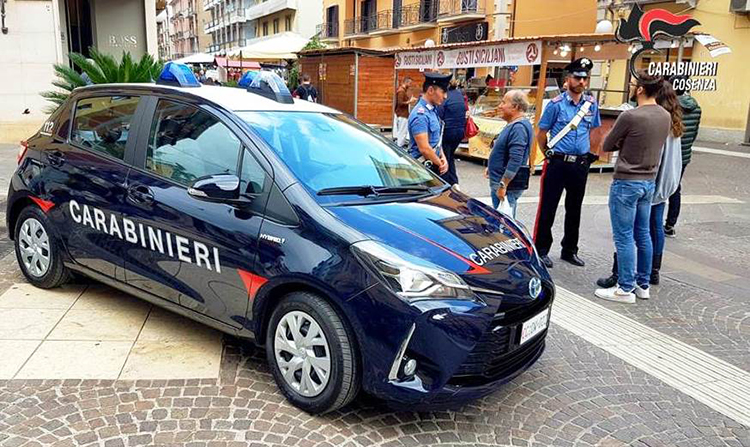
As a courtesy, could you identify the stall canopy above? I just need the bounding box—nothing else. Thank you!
[213,57,261,70]
[227,32,309,60]
[172,53,216,64]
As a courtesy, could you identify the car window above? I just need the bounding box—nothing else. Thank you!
[71,96,140,159]
[146,100,241,186]
[238,112,441,201]
[240,147,268,195]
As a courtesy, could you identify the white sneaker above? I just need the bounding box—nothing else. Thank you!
[634,285,650,300]
[595,286,636,304]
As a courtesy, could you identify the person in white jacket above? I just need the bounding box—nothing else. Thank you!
[596,80,684,291]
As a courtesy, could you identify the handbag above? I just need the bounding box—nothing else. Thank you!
[465,116,479,139]
[463,95,479,139]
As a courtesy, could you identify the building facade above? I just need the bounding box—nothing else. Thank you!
[0,0,158,143]
[169,0,211,57]
[319,0,513,50]
[157,9,175,60]
[204,0,323,54]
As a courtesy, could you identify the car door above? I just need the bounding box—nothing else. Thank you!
[45,94,145,280]
[121,97,271,328]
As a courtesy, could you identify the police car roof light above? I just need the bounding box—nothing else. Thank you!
[157,62,201,88]
[237,70,258,88]
[247,71,293,104]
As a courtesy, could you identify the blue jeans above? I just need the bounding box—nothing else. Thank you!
[650,202,666,258]
[609,180,655,292]
[491,184,524,219]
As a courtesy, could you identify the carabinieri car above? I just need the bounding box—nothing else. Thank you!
[7,65,553,414]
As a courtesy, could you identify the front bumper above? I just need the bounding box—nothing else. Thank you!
[351,275,554,408]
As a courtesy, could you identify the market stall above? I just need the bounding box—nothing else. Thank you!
[392,33,686,169]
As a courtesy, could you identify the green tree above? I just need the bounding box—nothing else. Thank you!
[288,36,326,91]
[42,48,163,111]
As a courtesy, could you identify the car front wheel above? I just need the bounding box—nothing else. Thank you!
[14,205,70,289]
[266,291,360,414]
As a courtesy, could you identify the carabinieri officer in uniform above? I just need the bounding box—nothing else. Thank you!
[409,71,452,176]
[533,57,601,268]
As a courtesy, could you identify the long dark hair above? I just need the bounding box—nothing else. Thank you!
[656,80,684,137]
[635,70,663,98]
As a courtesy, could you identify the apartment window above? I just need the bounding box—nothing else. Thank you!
[263,21,268,36]
[273,18,279,34]
[285,15,292,31]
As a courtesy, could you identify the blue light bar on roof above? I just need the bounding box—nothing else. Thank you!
[237,70,258,88]
[248,71,293,104]
[157,62,201,88]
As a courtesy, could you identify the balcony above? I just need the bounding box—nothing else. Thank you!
[245,0,297,22]
[396,2,438,31]
[368,10,400,36]
[437,0,484,24]
[344,17,367,38]
[316,21,339,41]
[229,8,246,24]
[203,0,220,11]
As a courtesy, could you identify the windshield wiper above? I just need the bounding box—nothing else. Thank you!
[317,185,430,197]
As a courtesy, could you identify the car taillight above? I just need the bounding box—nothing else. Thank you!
[17,141,28,165]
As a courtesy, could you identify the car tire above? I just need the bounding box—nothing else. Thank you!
[14,205,70,289]
[266,291,360,414]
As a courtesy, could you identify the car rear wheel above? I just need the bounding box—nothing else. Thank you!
[15,206,70,289]
[266,291,360,414]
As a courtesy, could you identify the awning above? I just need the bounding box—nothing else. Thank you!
[172,53,216,64]
[226,32,310,60]
[213,57,262,69]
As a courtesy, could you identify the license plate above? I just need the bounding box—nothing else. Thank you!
[519,308,550,346]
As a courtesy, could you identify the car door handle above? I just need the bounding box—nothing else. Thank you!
[127,184,154,204]
[46,150,65,167]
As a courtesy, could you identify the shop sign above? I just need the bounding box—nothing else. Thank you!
[395,40,541,70]
[437,41,541,69]
[441,22,488,45]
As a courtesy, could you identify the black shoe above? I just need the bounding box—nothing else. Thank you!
[596,274,618,288]
[540,255,553,268]
[561,253,585,267]
[650,253,662,285]
[664,225,676,238]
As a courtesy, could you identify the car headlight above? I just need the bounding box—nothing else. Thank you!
[351,240,474,300]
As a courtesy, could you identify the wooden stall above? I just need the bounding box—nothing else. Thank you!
[297,48,396,129]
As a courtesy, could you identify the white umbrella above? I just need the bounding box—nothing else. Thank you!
[227,32,310,60]
[173,53,216,64]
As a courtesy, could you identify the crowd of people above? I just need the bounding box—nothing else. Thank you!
[398,60,702,304]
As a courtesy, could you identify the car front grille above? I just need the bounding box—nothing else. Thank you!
[447,324,546,387]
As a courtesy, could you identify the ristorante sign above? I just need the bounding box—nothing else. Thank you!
[395,40,542,70]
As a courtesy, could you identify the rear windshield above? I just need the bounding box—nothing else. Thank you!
[238,112,441,201]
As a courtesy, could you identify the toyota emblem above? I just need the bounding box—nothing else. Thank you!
[529,277,542,299]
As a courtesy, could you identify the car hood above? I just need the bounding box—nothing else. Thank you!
[326,187,549,292]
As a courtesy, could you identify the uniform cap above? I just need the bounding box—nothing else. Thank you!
[423,71,452,91]
[565,58,593,78]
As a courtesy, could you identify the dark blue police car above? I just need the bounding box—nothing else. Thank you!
[7,64,553,414]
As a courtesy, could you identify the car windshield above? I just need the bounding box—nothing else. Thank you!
[238,112,442,201]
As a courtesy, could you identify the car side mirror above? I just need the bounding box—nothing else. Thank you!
[188,174,248,204]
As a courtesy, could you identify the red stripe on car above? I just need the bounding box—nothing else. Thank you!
[237,269,268,300]
[30,196,55,214]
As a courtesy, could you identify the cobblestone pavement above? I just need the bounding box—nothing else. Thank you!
[1,144,749,445]
[1,326,748,447]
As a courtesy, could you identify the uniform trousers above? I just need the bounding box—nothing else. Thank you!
[440,127,464,185]
[534,157,589,257]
